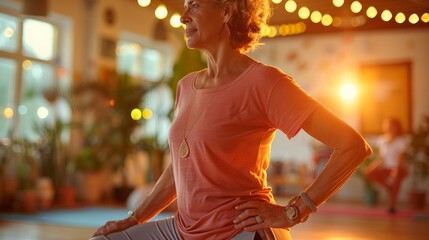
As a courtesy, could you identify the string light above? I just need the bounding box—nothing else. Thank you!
[137,0,150,7]
[284,0,297,13]
[332,0,344,8]
[409,14,419,24]
[395,12,406,24]
[332,17,342,27]
[154,4,168,20]
[350,1,362,14]
[170,13,182,28]
[332,0,428,27]
[135,0,427,39]
[366,6,377,19]
[321,14,333,26]
[262,22,306,37]
[422,13,429,23]
[381,9,392,22]
[310,11,322,23]
[298,7,311,19]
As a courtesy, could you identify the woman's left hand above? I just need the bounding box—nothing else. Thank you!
[233,201,292,232]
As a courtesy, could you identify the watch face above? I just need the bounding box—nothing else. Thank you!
[286,205,298,220]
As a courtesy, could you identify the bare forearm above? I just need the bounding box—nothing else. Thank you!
[299,107,372,218]
[134,163,176,223]
[305,136,371,206]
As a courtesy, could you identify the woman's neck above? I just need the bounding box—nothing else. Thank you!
[196,50,252,89]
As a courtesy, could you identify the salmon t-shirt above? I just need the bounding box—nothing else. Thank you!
[168,61,320,239]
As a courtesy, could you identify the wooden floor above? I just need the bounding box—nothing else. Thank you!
[0,206,428,240]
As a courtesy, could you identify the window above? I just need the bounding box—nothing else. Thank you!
[0,9,71,141]
[0,13,18,53]
[117,36,174,147]
[22,19,56,60]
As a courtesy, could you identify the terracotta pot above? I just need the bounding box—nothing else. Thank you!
[18,190,37,213]
[56,185,77,208]
[36,177,54,210]
[76,171,102,203]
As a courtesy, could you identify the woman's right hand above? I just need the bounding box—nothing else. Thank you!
[91,217,137,237]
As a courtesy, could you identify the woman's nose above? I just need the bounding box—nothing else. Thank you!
[180,15,191,24]
[180,9,191,24]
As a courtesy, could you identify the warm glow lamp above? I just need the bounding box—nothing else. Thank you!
[340,83,357,102]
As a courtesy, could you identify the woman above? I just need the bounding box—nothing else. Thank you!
[91,0,372,239]
[364,118,408,213]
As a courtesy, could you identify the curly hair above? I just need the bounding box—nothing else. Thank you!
[214,0,272,53]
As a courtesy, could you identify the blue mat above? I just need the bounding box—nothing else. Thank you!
[0,207,174,228]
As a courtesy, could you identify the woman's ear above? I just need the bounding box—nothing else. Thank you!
[222,1,234,23]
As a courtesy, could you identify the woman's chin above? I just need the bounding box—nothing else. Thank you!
[185,41,199,50]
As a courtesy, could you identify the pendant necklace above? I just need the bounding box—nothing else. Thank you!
[178,93,215,158]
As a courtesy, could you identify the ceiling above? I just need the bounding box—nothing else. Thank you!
[137,0,429,36]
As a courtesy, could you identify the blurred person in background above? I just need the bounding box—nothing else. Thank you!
[364,118,408,213]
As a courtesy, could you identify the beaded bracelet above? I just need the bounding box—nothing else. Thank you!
[300,192,318,213]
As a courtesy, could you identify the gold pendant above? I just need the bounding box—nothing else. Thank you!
[179,139,189,158]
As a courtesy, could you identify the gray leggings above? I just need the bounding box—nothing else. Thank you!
[90,217,257,240]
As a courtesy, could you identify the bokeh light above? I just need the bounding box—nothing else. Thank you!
[137,0,150,7]
[332,0,344,8]
[340,83,358,101]
[350,1,362,14]
[284,0,297,13]
[3,108,14,119]
[142,108,153,120]
[131,108,142,120]
[409,13,419,24]
[366,6,377,19]
[395,12,406,24]
[37,106,49,119]
[381,10,393,22]
[298,7,311,20]
[170,13,182,28]
[155,4,168,20]
[310,11,322,23]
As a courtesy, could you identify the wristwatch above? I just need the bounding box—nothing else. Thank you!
[284,204,299,221]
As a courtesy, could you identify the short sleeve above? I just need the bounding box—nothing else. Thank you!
[267,76,320,139]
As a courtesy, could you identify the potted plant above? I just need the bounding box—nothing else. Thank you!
[407,115,429,209]
[0,138,16,210]
[70,146,103,203]
[14,139,39,213]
